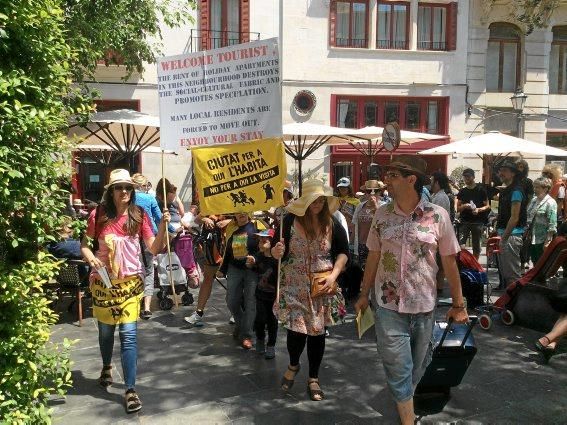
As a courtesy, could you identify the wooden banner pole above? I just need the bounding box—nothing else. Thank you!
[161,149,179,308]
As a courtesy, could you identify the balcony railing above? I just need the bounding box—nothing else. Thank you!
[189,29,261,52]
[417,40,447,51]
[376,39,409,50]
[335,38,368,48]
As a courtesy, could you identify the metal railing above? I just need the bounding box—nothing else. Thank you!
[335,38,368,48]
[189,29,261,52]
[417,40,447,51]
[376,39,409,50]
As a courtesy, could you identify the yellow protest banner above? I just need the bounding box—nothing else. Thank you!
[192,138,287,215]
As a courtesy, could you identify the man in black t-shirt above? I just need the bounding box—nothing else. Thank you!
[457,168,490,259]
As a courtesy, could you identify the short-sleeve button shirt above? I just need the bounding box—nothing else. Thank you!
[366,200,460,314]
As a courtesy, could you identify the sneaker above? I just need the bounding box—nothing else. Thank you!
[140,310,152,320]
[256,339,266,354]
[265,345,275,359]
[228,315,235,324]
[184,311,204,326]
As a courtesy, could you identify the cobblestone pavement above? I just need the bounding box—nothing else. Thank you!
[50,261,567,424]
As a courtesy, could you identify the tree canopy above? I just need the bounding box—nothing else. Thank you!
[0,0,195,422]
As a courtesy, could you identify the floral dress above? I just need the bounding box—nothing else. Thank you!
[274,225,344,336]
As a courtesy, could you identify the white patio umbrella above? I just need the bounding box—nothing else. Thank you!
[68,109,164,170]
[282,122,353,194]
[418,131,567,157]
[346,125,444,159]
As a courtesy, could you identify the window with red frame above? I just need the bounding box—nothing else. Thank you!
[417,2,457,51]
[550,26,567,94]
[330,0,369,48]
[486,23,522,92]
[200,0,250,50]
[377,2,409,50]
[334,96,447,135]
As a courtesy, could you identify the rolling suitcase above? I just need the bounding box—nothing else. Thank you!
[416,317,478,395]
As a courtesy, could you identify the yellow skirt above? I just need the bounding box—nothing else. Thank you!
[91,276,144,325]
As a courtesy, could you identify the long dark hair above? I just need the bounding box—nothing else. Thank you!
[156,177,176,210]
[296,198,333,241]
[97,186,142,236]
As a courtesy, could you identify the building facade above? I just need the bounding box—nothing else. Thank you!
[77,0,567,204]
[466,0,567,181]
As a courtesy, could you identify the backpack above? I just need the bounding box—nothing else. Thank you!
[174,232,196,270]
[196,226,223,267]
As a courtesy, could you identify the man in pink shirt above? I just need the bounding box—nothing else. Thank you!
[355,156,468,425]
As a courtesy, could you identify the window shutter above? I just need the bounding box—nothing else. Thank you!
[329,0,337,47]
[447,2,458,51]
[200,0,210,50]
[240,0,250,43]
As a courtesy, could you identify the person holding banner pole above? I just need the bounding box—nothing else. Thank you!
[80,169,170,414]
[271,179,349,401]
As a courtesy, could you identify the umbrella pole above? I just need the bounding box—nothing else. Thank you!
[161,149,179,308]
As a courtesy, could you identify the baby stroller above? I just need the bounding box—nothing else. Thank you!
[470,236,516,330]
[488,236,567,332]
[155,231,199,310]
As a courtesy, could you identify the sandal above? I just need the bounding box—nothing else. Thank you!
[125,389,142,413]
[281,364,300,391]
[535,336,555,363]
[98,365,112,388]
[307,379,325,401]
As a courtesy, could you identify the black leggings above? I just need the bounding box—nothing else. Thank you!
[287,329,325,379]
[254,297,278,346]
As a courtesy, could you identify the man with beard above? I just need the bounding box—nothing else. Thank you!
[355,156,468,425]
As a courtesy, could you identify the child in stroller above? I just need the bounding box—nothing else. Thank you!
[155,228,202,310]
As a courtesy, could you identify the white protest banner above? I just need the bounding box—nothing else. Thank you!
[157,38,281,151]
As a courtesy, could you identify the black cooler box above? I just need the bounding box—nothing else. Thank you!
[416,317,478,395]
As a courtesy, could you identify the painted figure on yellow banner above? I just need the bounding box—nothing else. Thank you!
[192,138,287,216]
[80,169,170,414]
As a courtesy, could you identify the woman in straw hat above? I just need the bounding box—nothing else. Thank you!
[80,169,170,413]
[271,179,349,401]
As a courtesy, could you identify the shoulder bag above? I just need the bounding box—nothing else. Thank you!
[306,232,337,298]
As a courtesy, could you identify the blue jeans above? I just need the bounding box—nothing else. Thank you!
[375,306,435,403]
[226,265,258,339]
[98,321,137,390]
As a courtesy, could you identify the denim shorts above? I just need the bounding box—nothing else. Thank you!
[375,306,435,403]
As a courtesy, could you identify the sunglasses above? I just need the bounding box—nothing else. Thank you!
[113,185,134,192]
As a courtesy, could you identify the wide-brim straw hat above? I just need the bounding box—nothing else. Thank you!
[362,180,386,191]
[383,155,427,177]
[285,179,339,217]
[104,169,134,189]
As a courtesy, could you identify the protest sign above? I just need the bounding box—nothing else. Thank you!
[157,38,281,151]
[192,138,286,215]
